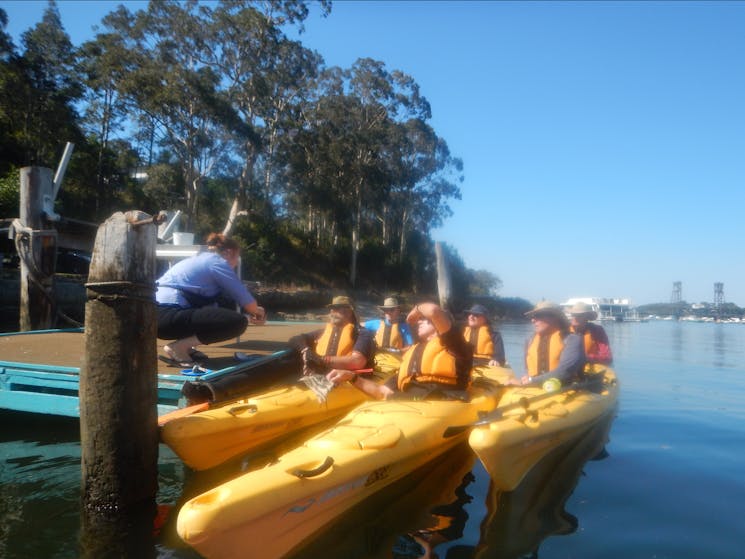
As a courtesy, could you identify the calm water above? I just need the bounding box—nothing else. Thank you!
[1,320,744,558]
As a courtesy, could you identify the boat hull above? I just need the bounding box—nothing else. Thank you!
[176,367,510,559]
[468,368,618,491]
[160,353,401,470]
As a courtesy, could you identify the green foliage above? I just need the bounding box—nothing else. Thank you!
[1,1,498,303]
[0,167,20,217]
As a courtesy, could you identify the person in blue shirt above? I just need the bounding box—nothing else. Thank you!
[364,296,414,351]
[155,232,265,366]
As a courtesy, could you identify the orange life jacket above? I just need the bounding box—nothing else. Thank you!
[315,323,356,356]
[463,325,493,359]
[398,337,459,390]
[570,327,598,358]
[375,321,404,349]
[525,330,565,377]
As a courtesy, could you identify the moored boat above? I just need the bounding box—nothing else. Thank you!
[467,367,618,491]
[175,365,512,559]
[0,322,319,418]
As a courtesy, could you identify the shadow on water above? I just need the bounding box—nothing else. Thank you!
[0,411,82,559]
[0,411,194,559]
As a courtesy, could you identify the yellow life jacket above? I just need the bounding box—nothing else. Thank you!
[315,323,356,356]
[398,337,459,390]
[525,330,565,377]
[375,321,404,349]
[463,325,494,359]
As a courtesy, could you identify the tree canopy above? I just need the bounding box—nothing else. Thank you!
[0,0,502,305]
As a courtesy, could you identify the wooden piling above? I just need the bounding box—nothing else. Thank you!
[18,166,57,330]
[79,211,159,556]
[435,241,452,311]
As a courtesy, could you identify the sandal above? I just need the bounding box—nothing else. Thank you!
[189,349,209,363]
[158,354,195,368]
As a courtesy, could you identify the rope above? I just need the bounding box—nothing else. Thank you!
[86,281,155,304]
[11,219,62,326]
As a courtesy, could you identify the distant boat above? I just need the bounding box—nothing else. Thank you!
[561,297,647,323]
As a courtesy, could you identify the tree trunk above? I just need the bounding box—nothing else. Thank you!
[349,179,363,286]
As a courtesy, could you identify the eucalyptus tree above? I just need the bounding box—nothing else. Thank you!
[0,8,26,174]
[385,118,463,262]
[90,1,236,226]
[197,0,328,236]
[78,21,135,212]
[10,0,83,167]
[283,58,461,287]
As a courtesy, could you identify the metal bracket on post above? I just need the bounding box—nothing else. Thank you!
[44,142,75,222]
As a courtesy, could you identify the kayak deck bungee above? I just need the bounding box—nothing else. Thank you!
[468,368,618,491]
[176,366,512,559]
[160,350,405,471]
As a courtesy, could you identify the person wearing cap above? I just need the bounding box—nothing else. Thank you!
[327,302,473,400]
[463,304,506,367]
[288,295,375,375]
[507,301,584,386]
[568,302,613,365]
[364,296,414,351]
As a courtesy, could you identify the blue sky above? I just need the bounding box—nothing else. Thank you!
[4,1,744,306]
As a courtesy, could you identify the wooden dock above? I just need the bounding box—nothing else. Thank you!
[0,321,318,418]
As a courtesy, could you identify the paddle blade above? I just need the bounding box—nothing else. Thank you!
[157,402,209,427]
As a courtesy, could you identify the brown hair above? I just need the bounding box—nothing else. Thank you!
[205,233,240,253]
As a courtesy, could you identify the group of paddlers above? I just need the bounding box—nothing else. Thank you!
[154,233,612,400]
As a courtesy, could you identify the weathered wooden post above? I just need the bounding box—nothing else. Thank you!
[16,166,57,330]
[435,241,452,311]
[79,211,160,558]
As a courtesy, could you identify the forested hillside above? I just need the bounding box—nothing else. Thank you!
[0,0,502,302]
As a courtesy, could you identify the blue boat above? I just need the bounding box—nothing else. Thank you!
[0,323,312,418]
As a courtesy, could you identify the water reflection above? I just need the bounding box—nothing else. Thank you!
[260,414,614,559]
[474,415,613,559]
[671,322,684,363]
[713,324,726,369]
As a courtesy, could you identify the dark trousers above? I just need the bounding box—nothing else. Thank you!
[157,306,248,344]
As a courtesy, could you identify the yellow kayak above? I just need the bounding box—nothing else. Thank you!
[176,366,512,559]
[161,351,403,471]
[475,413,615,559]
[468,367,618,491]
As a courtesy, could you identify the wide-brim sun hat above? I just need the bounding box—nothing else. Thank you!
[567,302,598,320]
[525,301,567,321]
[327,295,355,309]
[379,296,401,311]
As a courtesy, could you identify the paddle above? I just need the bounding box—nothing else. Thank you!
[442,378,602,438]
[158,401,210,427]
